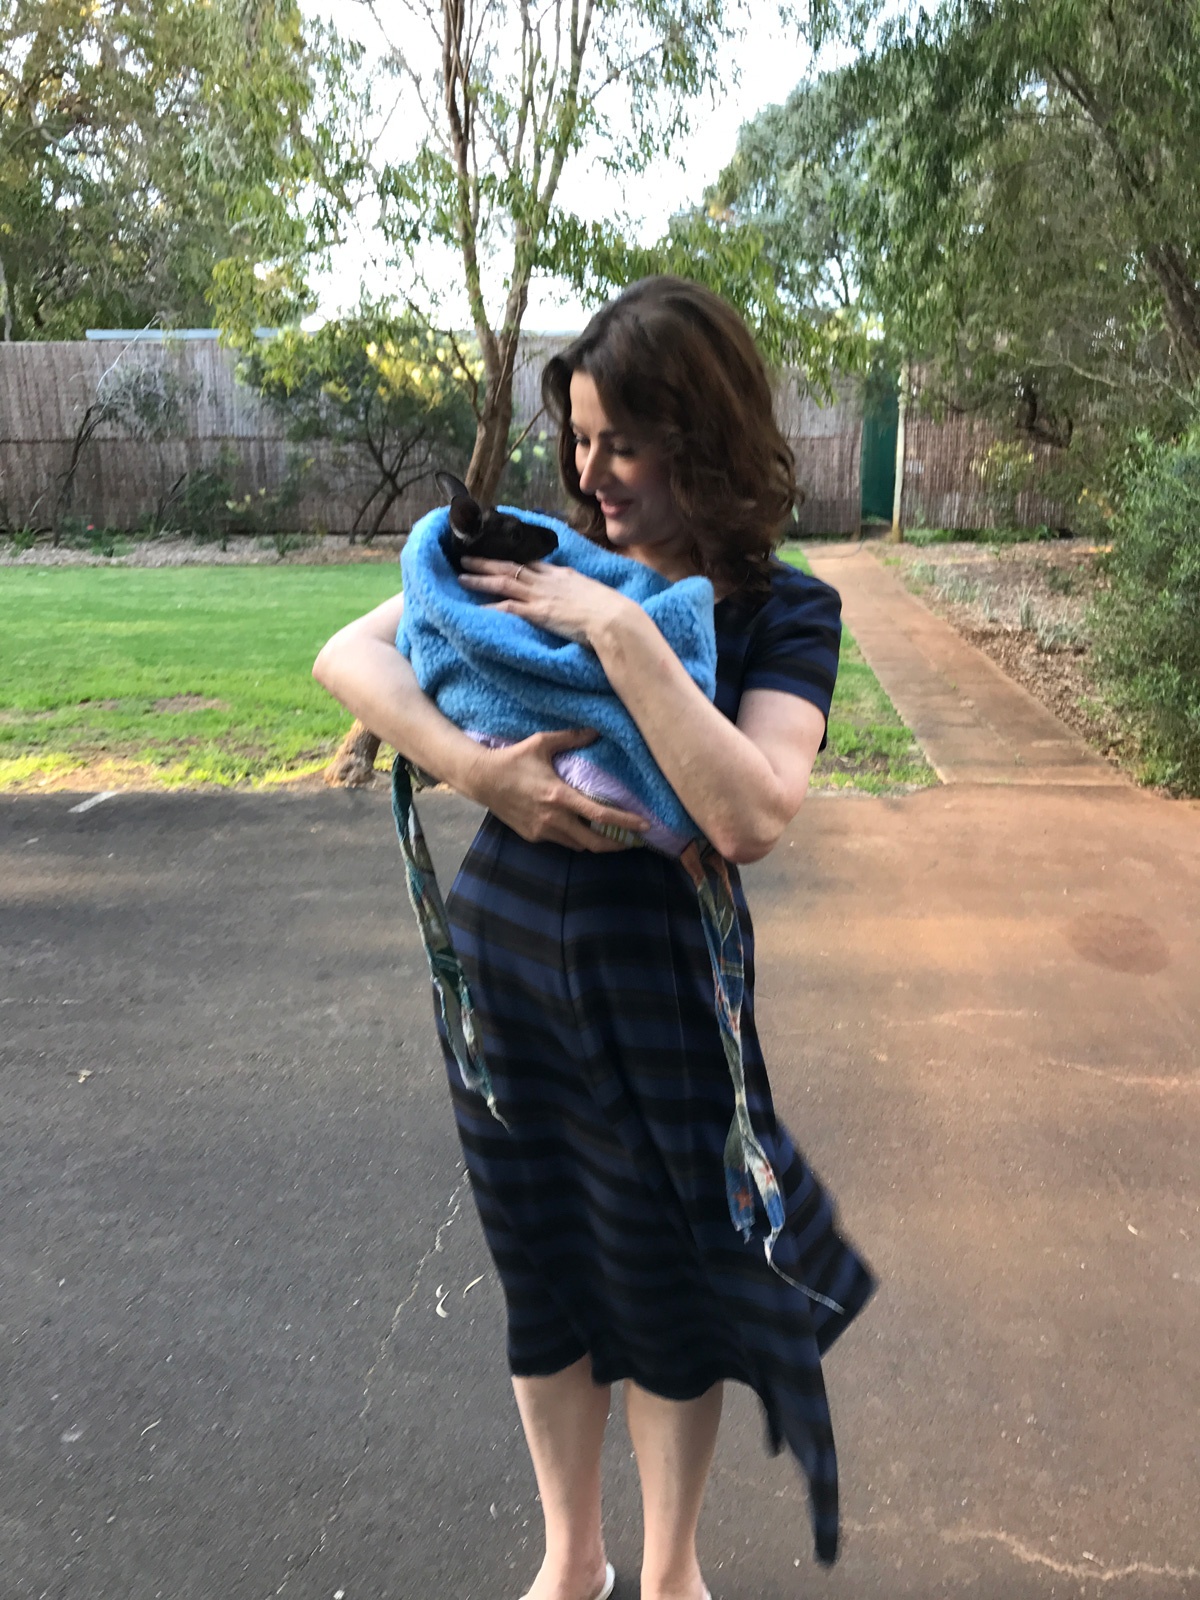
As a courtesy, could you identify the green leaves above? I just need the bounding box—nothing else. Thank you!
[718,0,1200,457]
[0,0,366,340]
[540,205,829,374]
[239,310,477,540]
[1090,423,1200,791]
[369,0,792,500]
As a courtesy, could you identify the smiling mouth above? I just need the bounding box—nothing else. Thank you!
[600,500,633,518]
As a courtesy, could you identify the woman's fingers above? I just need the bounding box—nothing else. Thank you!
[458,556,545,595]
[459,556,548,576]
[472,728,647,850]
[522,732,650,836]
[536,726,599,752]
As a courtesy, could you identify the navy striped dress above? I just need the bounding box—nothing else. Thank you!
[441,558,875,1564]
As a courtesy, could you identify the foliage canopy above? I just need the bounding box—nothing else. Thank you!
[0,0,364,339]
[718,1,1200,447]
[241,312,477,540]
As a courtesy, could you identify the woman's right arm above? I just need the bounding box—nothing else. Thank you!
[313,593,484,794]
[312,594,647,853]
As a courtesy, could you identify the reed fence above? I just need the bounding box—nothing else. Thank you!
[0,337,1060,539]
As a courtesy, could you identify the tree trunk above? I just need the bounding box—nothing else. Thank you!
[323,720,383,787]
[889,360,909,543]
[464,332,520,502]
[1145,244,1200,385]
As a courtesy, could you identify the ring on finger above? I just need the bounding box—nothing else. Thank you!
[512,563,525,580]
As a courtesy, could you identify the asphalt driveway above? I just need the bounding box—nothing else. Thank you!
[3,775,1197,1600]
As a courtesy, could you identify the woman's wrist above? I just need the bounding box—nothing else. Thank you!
[451,738,494,808]
[587,590,653,661]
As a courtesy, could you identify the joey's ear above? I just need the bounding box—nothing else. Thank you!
[448,494,482,542]
[435,471,472,504]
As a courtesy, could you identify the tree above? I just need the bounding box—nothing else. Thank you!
[371,0,789,505]
[722,2,1200,469]
[241,310,477,542]
[709,69,870,324]
[49,359,200,539]
[0,0,364,340]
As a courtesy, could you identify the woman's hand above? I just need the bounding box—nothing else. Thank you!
[467,727,649,853]
[458,555,633,647]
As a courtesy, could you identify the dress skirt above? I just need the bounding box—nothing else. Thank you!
[439,811,875,1565]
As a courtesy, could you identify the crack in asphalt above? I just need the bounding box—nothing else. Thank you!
[942,1527,1200,1585]
[266,1172,468,1599]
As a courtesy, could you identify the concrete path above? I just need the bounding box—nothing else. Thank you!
[806,542,1124,786]
[3,779,1198,1599]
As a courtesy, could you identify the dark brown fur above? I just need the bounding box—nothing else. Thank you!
[435,472,559,574]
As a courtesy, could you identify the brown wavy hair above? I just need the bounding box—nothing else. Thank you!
[541,276,797,597]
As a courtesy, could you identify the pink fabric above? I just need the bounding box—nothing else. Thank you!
[466,731,692,857]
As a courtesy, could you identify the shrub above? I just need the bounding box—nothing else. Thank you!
[179,464,238,547]
[1090,431,1200,792]
[240,307,477,542]
[936,571,979,605]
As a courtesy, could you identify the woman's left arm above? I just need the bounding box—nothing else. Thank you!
[589,601,825,864]
[459,558,826,864]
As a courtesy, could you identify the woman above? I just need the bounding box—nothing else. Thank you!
[314,277,873,1600]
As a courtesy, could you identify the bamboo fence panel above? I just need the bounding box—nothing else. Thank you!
[777,377,863,535]
[1,339,1064,539]
[900,379,1067,532]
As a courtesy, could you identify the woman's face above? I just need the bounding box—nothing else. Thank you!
[568,371,692,579]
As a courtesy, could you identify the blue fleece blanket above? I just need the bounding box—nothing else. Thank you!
[396,504,717,847]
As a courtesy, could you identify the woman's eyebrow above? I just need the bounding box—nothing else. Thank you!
[574,424,630,441]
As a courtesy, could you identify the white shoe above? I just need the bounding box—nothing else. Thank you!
[519,1563,615,1600]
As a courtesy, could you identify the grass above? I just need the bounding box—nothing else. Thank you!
[0,565,401,790]
[1,556,936,794]
[780,547,937,792]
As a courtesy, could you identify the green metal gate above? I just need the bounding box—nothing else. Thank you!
[860,377,899,523]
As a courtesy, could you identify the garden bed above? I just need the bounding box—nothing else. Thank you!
[0,532,404,568]
[878,538,1136,771]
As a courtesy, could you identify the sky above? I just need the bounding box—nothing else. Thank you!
[304,3,831,332]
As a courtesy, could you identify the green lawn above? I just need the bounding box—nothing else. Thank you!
[780,548,937,792]
[0,558,935,792]
[0,565,401,789]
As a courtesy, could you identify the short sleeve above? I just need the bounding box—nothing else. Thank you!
[741,566,842,740]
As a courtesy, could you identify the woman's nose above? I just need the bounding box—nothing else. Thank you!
[578,445,604,494]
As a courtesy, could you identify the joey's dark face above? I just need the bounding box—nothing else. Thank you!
[436,473,557,571]
[465,512,557,564]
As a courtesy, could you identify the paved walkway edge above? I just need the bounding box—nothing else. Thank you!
[806,542,1127,787]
